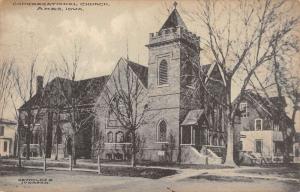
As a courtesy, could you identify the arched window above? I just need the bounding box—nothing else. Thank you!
[158,60,168,85]
[212,135,218,146]
[219,136,225,146]
[116,131,124,143]
[125,132,132,143]
[184,62,194,86]
[107,132,113,143]
[157,120,167,142]
[108,95,123,127]
[56,127,62,144]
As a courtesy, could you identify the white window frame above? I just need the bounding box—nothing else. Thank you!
[240,102,248,118]
[255,118,263,131]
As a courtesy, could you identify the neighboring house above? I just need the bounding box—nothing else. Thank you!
[235,91,294,163]
[294,132,300,163]
[0,119,17,157]
[18,75,109,159]
[93,7,227,164]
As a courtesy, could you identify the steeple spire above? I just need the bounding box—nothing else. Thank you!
[159,2,187,32]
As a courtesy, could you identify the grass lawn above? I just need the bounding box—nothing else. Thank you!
[189,174,257,182]
[237,164,300,179]
[0,164,177,179]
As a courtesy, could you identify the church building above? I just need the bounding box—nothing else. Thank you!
[18,4,227,164]
[93,4,227,164]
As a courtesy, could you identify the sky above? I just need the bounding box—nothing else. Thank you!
[0,0,299,130]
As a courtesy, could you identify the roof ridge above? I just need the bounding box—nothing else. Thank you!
[125,58,148,68]
[77,75,110,82]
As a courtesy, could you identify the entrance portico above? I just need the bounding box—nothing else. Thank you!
[181,109,209,146]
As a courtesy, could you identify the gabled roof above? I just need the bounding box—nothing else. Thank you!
[240,90,290,121]
[204,63,226,86]
[19,75,109,110]
[182,109,206,126]
[126,59,148,88]
[76,76,110,105]
[19,57,148,111]
[160,8,187,32]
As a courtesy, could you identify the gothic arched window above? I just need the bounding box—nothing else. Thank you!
[108,94,124,127]
[107,132,113,143]
[116,131,124,143]
[157,120,167,142]
[212,135,218,146]
[158,60,168,85]
[184,62,194,86]
[219,136,225,146]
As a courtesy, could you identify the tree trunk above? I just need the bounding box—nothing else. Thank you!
[131,132,136,168]
[43,153,47,172]
[282,129,290,164]
[223,80,237,167]
[292,107,297,123]
[224,121,237,166]
[17,128,22,167]
[177,125,182,163]
[97,154,101,175]
[69,154,73,171]
[26,127,30,160]
[55,138,58,160]
[72,134,76,165]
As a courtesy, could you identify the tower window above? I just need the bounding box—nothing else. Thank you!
[157,120,167,142]
[158,60,168,85]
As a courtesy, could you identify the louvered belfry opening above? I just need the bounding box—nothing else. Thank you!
[159,60,168,85]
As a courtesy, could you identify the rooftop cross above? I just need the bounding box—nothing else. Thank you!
[173,1,178,9]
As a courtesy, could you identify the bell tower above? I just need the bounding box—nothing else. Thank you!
[144,2,201,160]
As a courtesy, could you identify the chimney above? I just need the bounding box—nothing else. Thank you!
[36,76,43,95]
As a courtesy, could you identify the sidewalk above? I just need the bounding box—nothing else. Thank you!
[164,166,300,182]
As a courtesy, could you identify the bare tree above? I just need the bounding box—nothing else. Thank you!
[100,61,148,167]
[92,130,105,174]
[12,55,42,160]
[285,77,300,125]
[182,0,299,166]
[163,131,176,162]
[0,58,14,119]
[53,41,98,166]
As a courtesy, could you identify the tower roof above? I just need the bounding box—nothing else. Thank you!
[160,8,187,32]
